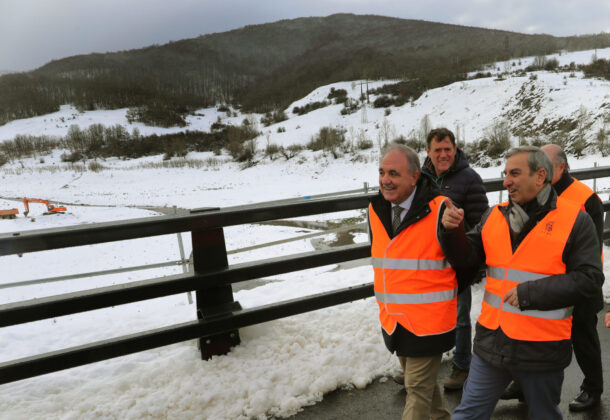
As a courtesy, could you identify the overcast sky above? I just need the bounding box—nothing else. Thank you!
[1,0,609,72]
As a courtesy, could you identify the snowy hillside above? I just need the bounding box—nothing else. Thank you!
[1,48,609,156]
[0,48,609,419]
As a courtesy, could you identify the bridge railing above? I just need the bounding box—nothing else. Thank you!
[0,166,609,384]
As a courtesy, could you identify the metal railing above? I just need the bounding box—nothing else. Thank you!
[0,166,609,385]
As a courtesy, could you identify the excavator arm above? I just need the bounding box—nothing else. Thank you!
[23,197,67,216]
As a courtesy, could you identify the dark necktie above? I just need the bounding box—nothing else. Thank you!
[392,206,402,235]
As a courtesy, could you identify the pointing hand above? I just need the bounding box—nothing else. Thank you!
[441,198,464,230]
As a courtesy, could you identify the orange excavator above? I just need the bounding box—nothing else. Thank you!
[23,197,67,216]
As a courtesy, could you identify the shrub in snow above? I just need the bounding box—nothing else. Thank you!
[261,109,288,126]
[582,58,610,80]
[0,134,61,161]
[126,105,187,128]
[373,95,393,108]
[227,141,254,162]
[279,144,303,160]
[544,58,559,71]
[481,120,511,159]
[340,98,359,115]
[60,151,84,163]
[292,101,329,116]
[88,160,105,172]
[265,143,280,160]
[356,138,374,150]
[163,138,188,159]
[307,126,346,157]
[596,128,610,156]
[211,121,227,131]
[327,88,348,104]
[394,135,424,153]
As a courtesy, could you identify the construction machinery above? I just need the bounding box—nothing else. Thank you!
[23,197,67,216]
[0,208,18,219]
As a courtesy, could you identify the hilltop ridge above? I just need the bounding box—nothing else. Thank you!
[1,13,608,126]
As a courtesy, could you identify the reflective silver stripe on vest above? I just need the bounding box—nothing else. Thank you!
[371,257,450,271]
[376,288,457,305]
[483,290,573,320]
[483,290,503,308]
[487,266,548,283]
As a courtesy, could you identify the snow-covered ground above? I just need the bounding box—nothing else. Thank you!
[0,48,610,419]
[471,46,610,76]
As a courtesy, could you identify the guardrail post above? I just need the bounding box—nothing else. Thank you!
[191,208,241,360]
[174,205,192,304]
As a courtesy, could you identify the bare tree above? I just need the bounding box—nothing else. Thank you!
[573,105,590,157]
[379,118,395,148]
[482,119,511,158]
[419,114,432,147]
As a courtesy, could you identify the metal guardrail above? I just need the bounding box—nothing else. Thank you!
[0,166,609,384]
[0,192,374,384]
[1,222,368,290]
[0,259,190,290]
[5,165,608,290]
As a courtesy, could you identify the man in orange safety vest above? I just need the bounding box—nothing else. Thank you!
[440,146,603,419]
[370,143,470,419]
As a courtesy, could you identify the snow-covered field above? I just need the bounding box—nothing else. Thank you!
[0,48,609,419]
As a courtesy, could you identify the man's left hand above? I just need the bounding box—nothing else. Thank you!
[503,287,520,309]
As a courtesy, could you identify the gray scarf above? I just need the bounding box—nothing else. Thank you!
[508,184,551,233]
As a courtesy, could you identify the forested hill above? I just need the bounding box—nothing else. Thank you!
[1,13,609,126]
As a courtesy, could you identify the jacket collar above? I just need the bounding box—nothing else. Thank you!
[553,170,574,196]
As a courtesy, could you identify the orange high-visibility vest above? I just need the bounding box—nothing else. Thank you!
[559,178,603,261]
[370,196,457,336]
[479,197,581,341]
[561,178,595,208]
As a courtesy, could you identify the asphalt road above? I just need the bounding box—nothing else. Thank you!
[288,303,610,420]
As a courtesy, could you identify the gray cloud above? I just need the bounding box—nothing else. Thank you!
[1,0,608,71]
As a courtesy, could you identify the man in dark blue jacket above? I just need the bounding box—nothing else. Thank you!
[421,127,489,390]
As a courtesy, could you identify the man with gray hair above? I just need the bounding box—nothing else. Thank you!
[439,146,603,419]
[370,143,469,419]
[502,144,605,410]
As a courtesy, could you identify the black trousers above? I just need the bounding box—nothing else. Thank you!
[572,304,603,396]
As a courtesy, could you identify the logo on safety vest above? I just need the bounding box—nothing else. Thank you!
[544,221,554,235]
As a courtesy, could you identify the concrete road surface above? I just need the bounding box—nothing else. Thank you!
[289,303,610,420]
